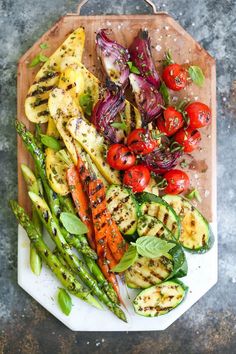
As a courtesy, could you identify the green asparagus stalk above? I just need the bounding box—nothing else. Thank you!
[19,130,96,260]
[21,164,42,276]
[10,200,101,309]
[16,121,61,217]
[29,192,126,322]
[60,196,119,304]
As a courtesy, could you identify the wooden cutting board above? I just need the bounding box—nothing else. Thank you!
[17,10,216,221]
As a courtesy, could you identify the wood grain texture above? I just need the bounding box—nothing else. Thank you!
[17,13,216,220]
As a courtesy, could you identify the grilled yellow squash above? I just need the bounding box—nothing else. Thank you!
[45,148,70,196]
[67,116,121,185]
[48,87,81,165]
[25,27,85,124]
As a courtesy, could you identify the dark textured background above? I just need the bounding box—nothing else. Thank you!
[0,0,235,353]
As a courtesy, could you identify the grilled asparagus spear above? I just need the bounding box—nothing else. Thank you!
[10,200,101,309]
[29,192,126,322]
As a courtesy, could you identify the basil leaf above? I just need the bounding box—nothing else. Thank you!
[163,50,174,67]
[132,236,175,259]
[112,245,138,272]
[188,66,205,87]
[57,288,72,316]
[79,93,93,116]
[29,53,48,67]
[127,61,140,74]
[110,121,128,131]
[168,243,188,279]
[40,134,61,151]
[60,212,88,235]
[39,42,49,50]
[159,82,170,105]
[185,188,202,202]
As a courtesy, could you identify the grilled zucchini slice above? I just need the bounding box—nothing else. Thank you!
[137,215,173,240]
[125,255,173,289]
[133,280,187,317]
[67,116,121,185]
[140,200,180,239]
[106,185,138,235]
[25,27,85,124]
[163,195,211,251]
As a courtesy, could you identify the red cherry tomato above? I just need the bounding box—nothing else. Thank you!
[127,128,158,155]
[107,144,136,171]
[163,169,190,195]
[162,64,188,91]
[174,127,201,153]
[123,165,150,193]
[157,107,184,136]
[185,102,211,129]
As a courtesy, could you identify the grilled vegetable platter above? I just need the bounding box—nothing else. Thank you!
[13,24,215,324]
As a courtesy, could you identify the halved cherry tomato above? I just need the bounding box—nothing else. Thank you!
[157,107,184,136]
[185,102,211,129]
[162,64,188,91]
[163,169,190,195]
[123,165,150,193]
[107,144,135,170]
[127,128,158,155]
[174,127,201,153]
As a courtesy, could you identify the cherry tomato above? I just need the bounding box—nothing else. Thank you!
[163,169,190,195]
[107,144,135,170]
[162,64,188,91]
[123,165,150,193]
[185,102,211,129]
[157,107,184,136]
[127,128,158,155]
[174,127,201,153]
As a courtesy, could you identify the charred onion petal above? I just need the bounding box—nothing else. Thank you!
[96,29,130,87]
[143,138,183,172]
[129,29,161,88]
[91,88,126,143]
[129,73,164,125]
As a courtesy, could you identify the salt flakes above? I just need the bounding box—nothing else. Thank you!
[155,44,162,52]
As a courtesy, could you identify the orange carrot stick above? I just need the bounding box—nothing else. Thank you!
[66,165,96,250]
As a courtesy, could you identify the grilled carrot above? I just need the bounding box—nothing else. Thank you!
[66,165,96,250]
[107,216,127,263]
[77,154,91,191]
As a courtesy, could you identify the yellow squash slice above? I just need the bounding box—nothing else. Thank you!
[25,27,85,124]
[48,87,81,165]
[45,148,70,196]
[67,116,121,185]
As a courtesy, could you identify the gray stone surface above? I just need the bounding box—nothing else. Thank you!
[0,0,235,353]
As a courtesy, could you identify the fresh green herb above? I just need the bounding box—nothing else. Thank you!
[112,245,138,272]
[127,61,140,74]
[40,134,61,151]
[29,53,49,68]
[159,82,170,105]
[131,236,175,259]
[111,121,128,131]
[175,99,188,112]
[180,160,189,168]
[170,141,184,153]
[151,130,164,140]
[79,93,93,116]
[57,288,72,316]
[39,42,49,50]
[60,212,88,235]
[185,188,202,202]
[163,50,174,67]
[188,66,205,87]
